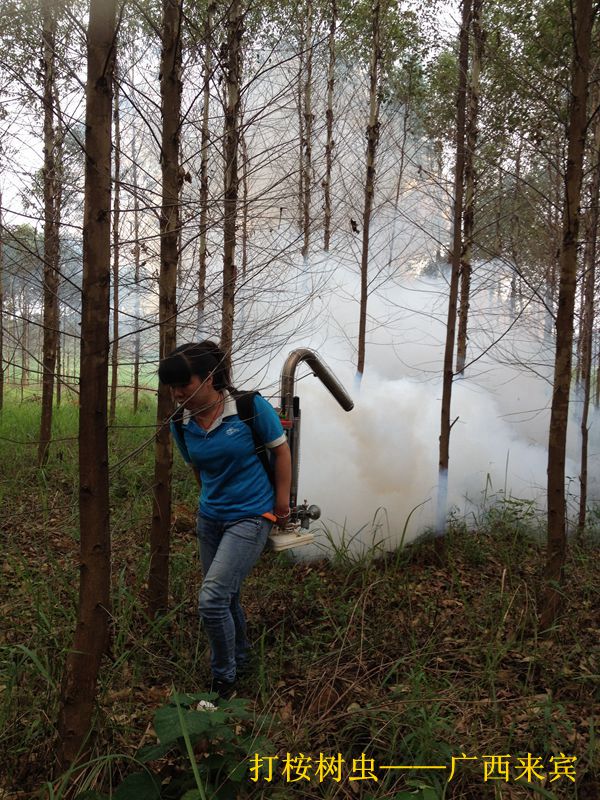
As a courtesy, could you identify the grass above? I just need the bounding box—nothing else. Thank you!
[0,392,598,799]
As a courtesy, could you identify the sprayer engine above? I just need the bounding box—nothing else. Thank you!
[268,349,353,552]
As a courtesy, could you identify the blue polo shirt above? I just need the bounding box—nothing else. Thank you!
[171,391,286,521]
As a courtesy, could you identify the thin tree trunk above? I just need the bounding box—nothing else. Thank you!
[577,90,600,535]
[437,0,471,534]
[240,115,249,278]
[109,68,120,424]
[220,0,243,363]
[0,188,4,411]
[21,303,28,398]
[456,0,484,376]
[56,307,61,407]
[541,0,593,628]
[197,3,213,335]
[131,105,141,414]
[148,0,183,617]
[57,0,117,767]
[297,31,304,231]
[356,0,381,380]
[301,0,313,260]
[385,67,414,271]
[38,0,61,466]
[323,0,336,252]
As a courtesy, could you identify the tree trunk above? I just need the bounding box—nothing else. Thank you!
[356,0,381,380]
[297,29,304,231]
[38,0,61,466]
[437,0,471,534]
[57,0,117,767]
[220,0,243,363]
[323,0,336,252]
[456,0,484,376]
[56,308,61,407]
[301,0,313,260]
[0,188,4,411]
[577,90,600,534]
[109,68,120,424]
[240,115,249,278]
[20,302,28,399]
[131,102,141,414]
[541,0,593,628]
[197,3,213,335]
[147,0,183,617]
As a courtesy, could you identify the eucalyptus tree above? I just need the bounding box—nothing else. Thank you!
[38,0,63,465]
[57,0,117,767]
[455,0,484,376]
[109,64,121,424]
[577,88,600,535]
[336,0,426,380]
[221,0,244,361]
[541,0,596,627]
[436,0,471,535]
[323,0,337,251]
[0,184,4,410]
[356,0,382,381]
[147,0,184,617]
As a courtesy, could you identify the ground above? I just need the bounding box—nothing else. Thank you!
[0,400,598,799]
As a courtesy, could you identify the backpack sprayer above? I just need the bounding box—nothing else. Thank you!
[269,348,354,552]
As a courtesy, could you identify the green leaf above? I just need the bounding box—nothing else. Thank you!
[154,705,213,745]
[136,741,172,763]
[113,771,161,800]
[227,760,248,782]
[180,792,204,800]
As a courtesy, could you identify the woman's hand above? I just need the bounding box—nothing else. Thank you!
[273,505,291,527]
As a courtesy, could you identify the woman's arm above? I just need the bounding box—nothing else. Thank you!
[270,441,292,525]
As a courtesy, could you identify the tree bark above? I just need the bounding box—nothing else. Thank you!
[437,0,471,534]
[356,0,381,380]
[240,114,249,278]
[220,0,243,363]
[109,68,120,424]
[0,188,4,411]
[541,0,593,628]
[131,94,141,414]
[297,27,305,231]
[57,0,117,767]
[323,0,336,252]
[456,0,484,376]
[301,0,313,260]
[38,0,61,466]
[147,0,183,617]
[577,89,600,534]
[197,2,213,335]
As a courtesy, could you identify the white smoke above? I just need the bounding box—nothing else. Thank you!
[235,255,599,552]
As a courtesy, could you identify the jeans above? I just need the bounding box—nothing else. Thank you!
[197,514,271,682]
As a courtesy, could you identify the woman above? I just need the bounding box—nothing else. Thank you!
[158,341,292,698]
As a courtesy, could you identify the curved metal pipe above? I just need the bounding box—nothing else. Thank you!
[280,347,354,420]
[280,348,354,512]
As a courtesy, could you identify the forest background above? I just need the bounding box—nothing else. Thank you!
[0,0,598,798]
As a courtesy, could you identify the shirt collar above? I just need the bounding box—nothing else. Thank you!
[181,389,236,432]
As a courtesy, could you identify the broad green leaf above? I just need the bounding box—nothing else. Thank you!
[136,741,172,762]
[154,705,213,745]
[113,770,161,800]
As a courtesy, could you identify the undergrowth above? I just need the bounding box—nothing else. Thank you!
[0,395,598,800]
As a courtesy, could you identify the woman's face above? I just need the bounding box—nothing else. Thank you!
[171,373,214,413]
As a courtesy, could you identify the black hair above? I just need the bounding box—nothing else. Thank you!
[158,341,233,390]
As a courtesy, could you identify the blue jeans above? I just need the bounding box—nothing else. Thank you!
[197,514,271,682]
